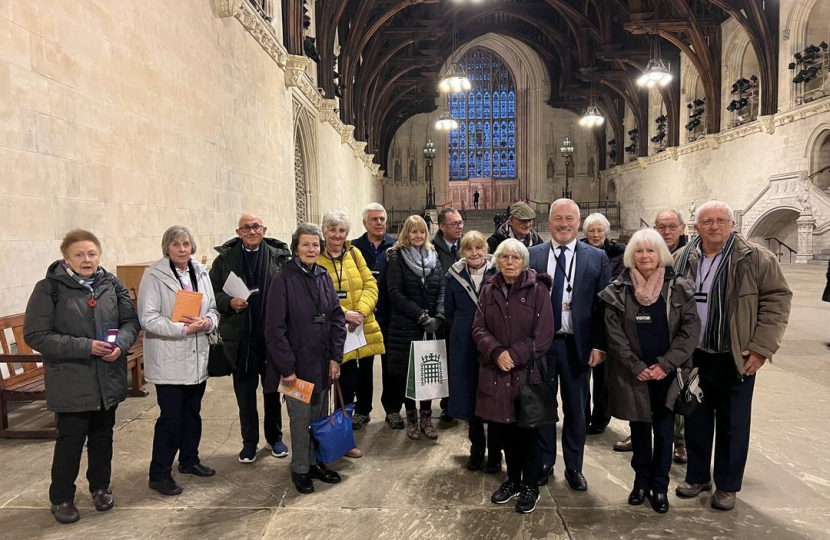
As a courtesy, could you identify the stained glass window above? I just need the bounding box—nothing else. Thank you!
[449,48,516,180]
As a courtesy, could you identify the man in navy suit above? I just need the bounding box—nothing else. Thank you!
[529,199,610,491]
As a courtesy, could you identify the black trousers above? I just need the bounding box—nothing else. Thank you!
[468,416,503,458]
[685,350,756,492]
[50,405,117,505]
[340,357,374,416]
[380,367,431,413]
[353,356,375,416]
[490,422,541,486]
[232,366,282,447]
[539,335,589,471]
[629,378,675,493]
[149,382,206,481]
[585,361,611,428]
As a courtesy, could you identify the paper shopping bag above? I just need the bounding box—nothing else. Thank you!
[405,336,449,401]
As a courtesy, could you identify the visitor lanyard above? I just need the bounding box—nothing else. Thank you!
[696,251,722,293]
[554,245,576,294]
[328,251,345,291]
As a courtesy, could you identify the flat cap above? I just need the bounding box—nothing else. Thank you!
[510,202,536,220]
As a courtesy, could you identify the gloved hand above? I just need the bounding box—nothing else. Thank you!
[423,317,442,334]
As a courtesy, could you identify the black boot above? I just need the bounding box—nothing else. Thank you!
[465,449,485,471]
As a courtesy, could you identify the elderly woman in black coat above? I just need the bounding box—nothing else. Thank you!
[264,223,347,495]
[384,215,445,440]
[598,229,700,514]
[445,231,500,472]
[24,229,140,524]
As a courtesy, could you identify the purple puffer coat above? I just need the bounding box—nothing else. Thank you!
[472,269,554,424]
[264,259,346,394]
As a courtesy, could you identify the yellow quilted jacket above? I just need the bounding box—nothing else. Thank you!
[318,241,386,361]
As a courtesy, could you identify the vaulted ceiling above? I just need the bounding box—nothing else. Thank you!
[282,0,780,172]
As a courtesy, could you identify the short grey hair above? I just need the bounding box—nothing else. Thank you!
[695,200,735,222]
[654,208,684,226]
[161,225,196,256]
[583,213,611,233]
[321,210,352,235]
[290,223,323,256]
[623,229,674,269]
[362,202,387,221]
[549,198,581,219]
[493,239,530,270]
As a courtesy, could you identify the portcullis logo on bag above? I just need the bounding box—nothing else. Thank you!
[420,353,444,386]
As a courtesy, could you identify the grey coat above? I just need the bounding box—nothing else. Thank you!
[138,258,219,385]
[24,261,140,413]
[598,268,700,422]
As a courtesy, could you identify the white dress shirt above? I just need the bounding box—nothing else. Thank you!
[547,238,578,334]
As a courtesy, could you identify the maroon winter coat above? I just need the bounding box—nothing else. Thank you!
[263,259,347,394]
[472,269,554,423]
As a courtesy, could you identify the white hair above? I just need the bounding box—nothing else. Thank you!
[362,202,387,221]
[549,198,581,219]
[583,213,611,233]
[493,239,530,270]
[695,200,735,222]
[623,229,674,269]
[321,210,352,235]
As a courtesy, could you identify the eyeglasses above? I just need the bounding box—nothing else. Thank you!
[444,221,464,228]
[655,225,679,232]
[699,218,732,228]
[239,224,265,233]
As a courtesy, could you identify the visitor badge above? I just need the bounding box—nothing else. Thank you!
[635,313,652,324]
[312,314,327,323]
[694,292,708,303]
[337,291,348,300]
[248,287,260,297]
[562,302,571,312]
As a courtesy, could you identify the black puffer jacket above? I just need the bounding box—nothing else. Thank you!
[24,261,140,413]
[385,248,445,376]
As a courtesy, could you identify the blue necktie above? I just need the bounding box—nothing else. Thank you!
[552,246,566,333]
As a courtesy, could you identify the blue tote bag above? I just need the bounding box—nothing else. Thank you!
[310,380,356,464]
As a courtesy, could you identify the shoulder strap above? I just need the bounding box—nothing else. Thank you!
[50,279,60,305]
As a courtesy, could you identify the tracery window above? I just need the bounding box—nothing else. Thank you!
[449,48,516,180]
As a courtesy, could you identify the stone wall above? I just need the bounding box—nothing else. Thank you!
[0,0,380,316]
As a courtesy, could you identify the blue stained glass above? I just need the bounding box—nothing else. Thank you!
[445,48,515,179]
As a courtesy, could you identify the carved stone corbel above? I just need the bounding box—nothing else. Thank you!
[214,0,243,18]
[285,55,310,88]
[667,147,679,161]
[759,114,776,135]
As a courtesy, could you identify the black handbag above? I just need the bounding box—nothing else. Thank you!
[674,366,703,417]
[207,330,235,377]
[516,341,559,429]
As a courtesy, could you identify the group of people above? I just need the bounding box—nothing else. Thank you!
[23,196,791,523]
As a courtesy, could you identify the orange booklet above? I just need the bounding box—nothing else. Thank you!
[171,290,203,322]
[278,378,314,403]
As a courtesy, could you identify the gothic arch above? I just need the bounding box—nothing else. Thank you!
[293,104,319,226]
[805,124,830,189]
[723,25,760,126]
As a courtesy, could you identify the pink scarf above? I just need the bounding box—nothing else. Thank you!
[630,267,665,306]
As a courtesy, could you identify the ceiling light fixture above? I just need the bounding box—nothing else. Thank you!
[637,1,672,88]
[435,108,459,131]
[579,104,605,128]
[437,15,470,93]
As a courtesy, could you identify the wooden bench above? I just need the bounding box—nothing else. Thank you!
[0,314,147,439]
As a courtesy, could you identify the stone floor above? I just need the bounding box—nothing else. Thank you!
[1,263,829,539]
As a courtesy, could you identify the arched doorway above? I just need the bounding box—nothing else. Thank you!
[747,207,800,263]
[809,129,830,192]
[606,179,617,202]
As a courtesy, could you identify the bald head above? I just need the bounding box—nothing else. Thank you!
[237,213,266,250]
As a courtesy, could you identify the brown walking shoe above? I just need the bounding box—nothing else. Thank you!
[419,410,438,440]
[405,410,421,440]
[385,413,405,429]
[613,436,633,452]
[675,481,712,498]
[711,490,736,511]
[673,444,688,464]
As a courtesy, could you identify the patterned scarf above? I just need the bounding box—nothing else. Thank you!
[675,232,737,352]
[630,266,665,306]
[62,263,103,291]
[401,246,437,282]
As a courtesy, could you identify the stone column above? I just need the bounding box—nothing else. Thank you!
[796,212,816,264]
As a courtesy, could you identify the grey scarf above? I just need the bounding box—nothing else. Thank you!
[401,246,437,282]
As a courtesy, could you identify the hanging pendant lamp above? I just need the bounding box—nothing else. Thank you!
[435,108,459,131]
[637,0,673,88]
[437,16,470,94]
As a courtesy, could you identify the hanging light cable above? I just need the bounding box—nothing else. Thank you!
[438,15,471,93]
[637,0,673,88]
